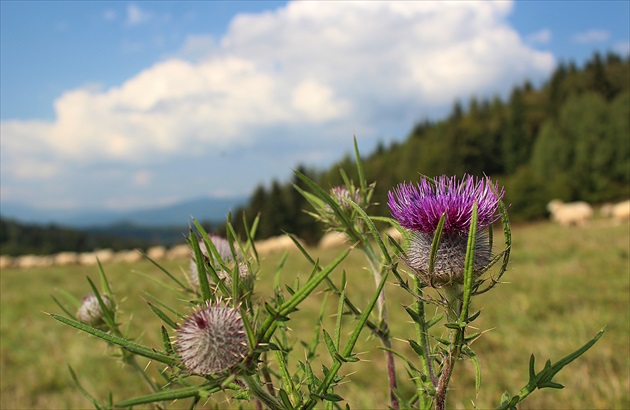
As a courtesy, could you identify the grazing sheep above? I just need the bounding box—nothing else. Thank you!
[15,254,54,268]
[146,246,167,261]
[166,244,190,260]
[114,249,143,264]
[384,227,403,242]
[255,235,300,255]
[79,252,98,265]
[54,252,79,266]
[94,249,115,264]
[600,203,614,218]
[319,232,350,249]
[0,256,14,269]
[547,199,593,227]
[601,200,630,223]
[612,200,630,221]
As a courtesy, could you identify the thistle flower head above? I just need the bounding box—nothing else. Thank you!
[76,294,112,326]
[175,301,248,375]
[388,175,503,234]
[188,235,250,289]
[388,175,504,287]
[331,185,361,211]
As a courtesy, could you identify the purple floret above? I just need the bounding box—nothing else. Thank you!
[388,175,504,234]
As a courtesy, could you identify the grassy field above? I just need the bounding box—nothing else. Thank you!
[1,219,628,409]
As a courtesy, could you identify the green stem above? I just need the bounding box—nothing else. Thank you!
[414,277,437,405]
[435,284,463,410]
[242,373,283,410]
[301,272,389,410]
[361,243,399,410]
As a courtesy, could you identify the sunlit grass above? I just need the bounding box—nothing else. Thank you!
[1,219,628,409]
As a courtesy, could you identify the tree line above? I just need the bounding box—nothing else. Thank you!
[0,218,215,256]
[2,52,627,254]
[229,52,629,242]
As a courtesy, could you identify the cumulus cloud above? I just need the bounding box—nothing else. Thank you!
[126,4,151,26]
[527,29,552,44]
[573,29,609,44]
[103,9,117,22]
[1,0,555,209]
[614,41,630,56]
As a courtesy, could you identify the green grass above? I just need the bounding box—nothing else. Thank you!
[1,219,628,409]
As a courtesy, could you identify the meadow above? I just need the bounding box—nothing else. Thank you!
[1,219,628,409]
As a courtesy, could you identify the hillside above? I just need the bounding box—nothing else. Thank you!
[229,51,630,243]
[2,52,627,254]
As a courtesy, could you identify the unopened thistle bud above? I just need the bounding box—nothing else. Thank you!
[175,301,249,375]
[331,186,361,211]
[388,175,504,287]
[188,235,250,288]
[77,294,112,326]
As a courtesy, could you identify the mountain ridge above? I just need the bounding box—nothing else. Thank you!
[0,195,248,228]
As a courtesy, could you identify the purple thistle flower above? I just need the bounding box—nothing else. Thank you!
[175,301,249,375]
[388,175,503,234]
[387,175,504,287]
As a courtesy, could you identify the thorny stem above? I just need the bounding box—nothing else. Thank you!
[114,321,165,410]
[435,285,463,410]
[242,374,283,410]
[259,354,276,397]
[414,276,437,396]
[126,355,163,398]
[361,243,399,410]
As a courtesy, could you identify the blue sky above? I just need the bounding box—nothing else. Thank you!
[1,1,628,215]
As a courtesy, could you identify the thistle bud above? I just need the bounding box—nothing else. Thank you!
[175,301,249,375]
[76,294,112,326]
[331,186,361,211]
[188,235,251,289]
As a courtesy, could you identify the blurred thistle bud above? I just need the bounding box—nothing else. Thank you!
[188,235,251,289]
[175,301,249,375]
[311,184,364,230]
[77,294,113,326]
[331,185,362,211]
[388,174,504,287]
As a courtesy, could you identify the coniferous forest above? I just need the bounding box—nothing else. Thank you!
[229,52,630,244]
[1,52,628,254]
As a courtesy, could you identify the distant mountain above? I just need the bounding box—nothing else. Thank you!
[0,196,248,228]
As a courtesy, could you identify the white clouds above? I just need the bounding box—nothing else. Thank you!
[178,35,218,60]
[291,80,351,122]
[527,29,552,44]
[132,170,152,186]
[126,4,151,26]
[103,9,117,22]
[573,29,609,44]
[614,40,630,56]
[1,0,556,209]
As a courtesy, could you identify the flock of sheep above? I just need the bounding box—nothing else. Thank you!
[1,200,627,269]
[547,199,630,227]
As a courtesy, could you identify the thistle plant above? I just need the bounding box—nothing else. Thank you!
[175,301,249,375]
[187,235,252,290]
[51,137,604,409]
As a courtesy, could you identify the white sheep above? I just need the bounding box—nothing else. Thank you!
[384,227,403,242]
[318,232,350,249]
[146,245,167,261]
[547,199,593,227]
[54,252,79,266]
[255,235,301,255]
[166,244,190,260]
[0,255,14,269]
[113,249,143,264]
[600,200,630,223]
